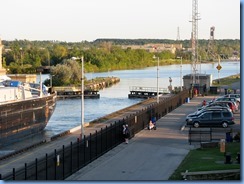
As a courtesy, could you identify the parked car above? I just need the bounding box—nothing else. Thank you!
[186,107,231,122]
[215,96,239,105]
[186,110,235,128]
[224,94,240,103]
[197,103,230,111]
[213,101,238,113]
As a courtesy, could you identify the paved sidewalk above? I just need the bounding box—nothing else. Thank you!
[67,96,215,181]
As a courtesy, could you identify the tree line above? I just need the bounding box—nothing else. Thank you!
[2,39,240,75]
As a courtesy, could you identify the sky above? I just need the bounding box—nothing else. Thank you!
[0,0,240,42]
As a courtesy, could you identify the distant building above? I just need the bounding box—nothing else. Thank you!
[183,74,212,94]
[121,43,182,54]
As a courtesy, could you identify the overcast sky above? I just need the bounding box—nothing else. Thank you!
[0,0,240,42]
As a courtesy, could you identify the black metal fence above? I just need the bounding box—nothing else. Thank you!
[188,127,239,145]
[1,90,189,180]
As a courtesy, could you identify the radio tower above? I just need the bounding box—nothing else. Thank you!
[176,26,180,41]
[190,0,200,85]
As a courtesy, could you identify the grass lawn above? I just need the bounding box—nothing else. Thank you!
[212,74,240,86]
[169,142,240,180]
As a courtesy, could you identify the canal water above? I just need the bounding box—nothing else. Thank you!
[43,61,240,136]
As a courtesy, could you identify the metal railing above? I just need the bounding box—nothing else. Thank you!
[188,127,238,145]
[1,90,189,180]
[129,86,170,93]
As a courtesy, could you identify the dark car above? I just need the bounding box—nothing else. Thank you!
[186,110,235,128]
[186,106,231,122]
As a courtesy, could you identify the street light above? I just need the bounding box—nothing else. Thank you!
[153,55,159,103]
[177,56,182,91]
[71,56,85,139]
[50,74,55,88]
[36,67,44,97]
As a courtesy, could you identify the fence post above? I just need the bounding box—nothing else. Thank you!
[45,153,48,180]
[70,142,73,174]
[35,158,38,180]
[95,130,98,159]
[13,168,15,180]
[114,122,117,146]
[210,128,212,141]
[100,128,103,154]
[89,133,92,163]
[200,131,202,143]
[62,145,65,180]
[54,149,57,180]
[77,138,80,169]
[106,126,108,151]
[25,163,27,180]
[83,135,86,166]
[189,127,191,145]
[110,123,113,149]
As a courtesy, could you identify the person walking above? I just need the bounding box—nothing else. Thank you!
[123,124,130,144]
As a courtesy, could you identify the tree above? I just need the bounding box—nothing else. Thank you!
[50,45,68,65]
[49,59,81,86]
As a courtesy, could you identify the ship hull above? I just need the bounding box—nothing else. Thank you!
[0,93,57,146]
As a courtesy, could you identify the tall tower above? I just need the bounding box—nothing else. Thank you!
[206,26,216,60]
[0,38,3,69]
[176,26,180,41]
[0,38,6,75]
[190,0,200,85]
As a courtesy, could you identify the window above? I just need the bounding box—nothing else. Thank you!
[223,112,232,117]
[212,112,221,119]
[201,112,211,119]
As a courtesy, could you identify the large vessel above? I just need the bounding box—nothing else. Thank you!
[0,79,57,146]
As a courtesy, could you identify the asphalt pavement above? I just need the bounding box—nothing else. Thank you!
[67,95,223,181]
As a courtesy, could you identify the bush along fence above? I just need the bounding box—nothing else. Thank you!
[1,90,189,180]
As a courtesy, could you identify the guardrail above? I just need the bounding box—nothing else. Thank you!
[129,86,170,93]
[1,90,189,180]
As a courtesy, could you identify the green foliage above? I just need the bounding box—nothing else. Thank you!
[50,60,82,86]
[2,39,240,74]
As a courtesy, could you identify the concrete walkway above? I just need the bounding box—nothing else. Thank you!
[67,95,216,181]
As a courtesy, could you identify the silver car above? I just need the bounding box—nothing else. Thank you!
[224,94,240,103]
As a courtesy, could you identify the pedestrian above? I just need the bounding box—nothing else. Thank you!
[202,100,206,106]
[148,120,154,130]
[123,124,130,144]
[152,116,156,130]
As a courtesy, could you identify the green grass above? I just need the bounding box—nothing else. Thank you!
[212,74,240,86]
[169,142,240,180]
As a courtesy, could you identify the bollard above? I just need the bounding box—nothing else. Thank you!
[220,139,225,153]
[225,152,232,164]
[236,152,240,164]
[226,132,232,143]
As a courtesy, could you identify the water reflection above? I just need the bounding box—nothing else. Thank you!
[45,61,240,135]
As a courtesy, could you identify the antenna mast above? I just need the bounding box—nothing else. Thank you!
[176,26,180,41]
[190,0,200,85]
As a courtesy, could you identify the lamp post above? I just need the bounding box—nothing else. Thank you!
[153,55,159,103]
[72,56,85,139]
[50,74,55,88]
[36,67,44,97]
[177,56,183,91]
[199,55,201,74]
[169,77,172,92]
